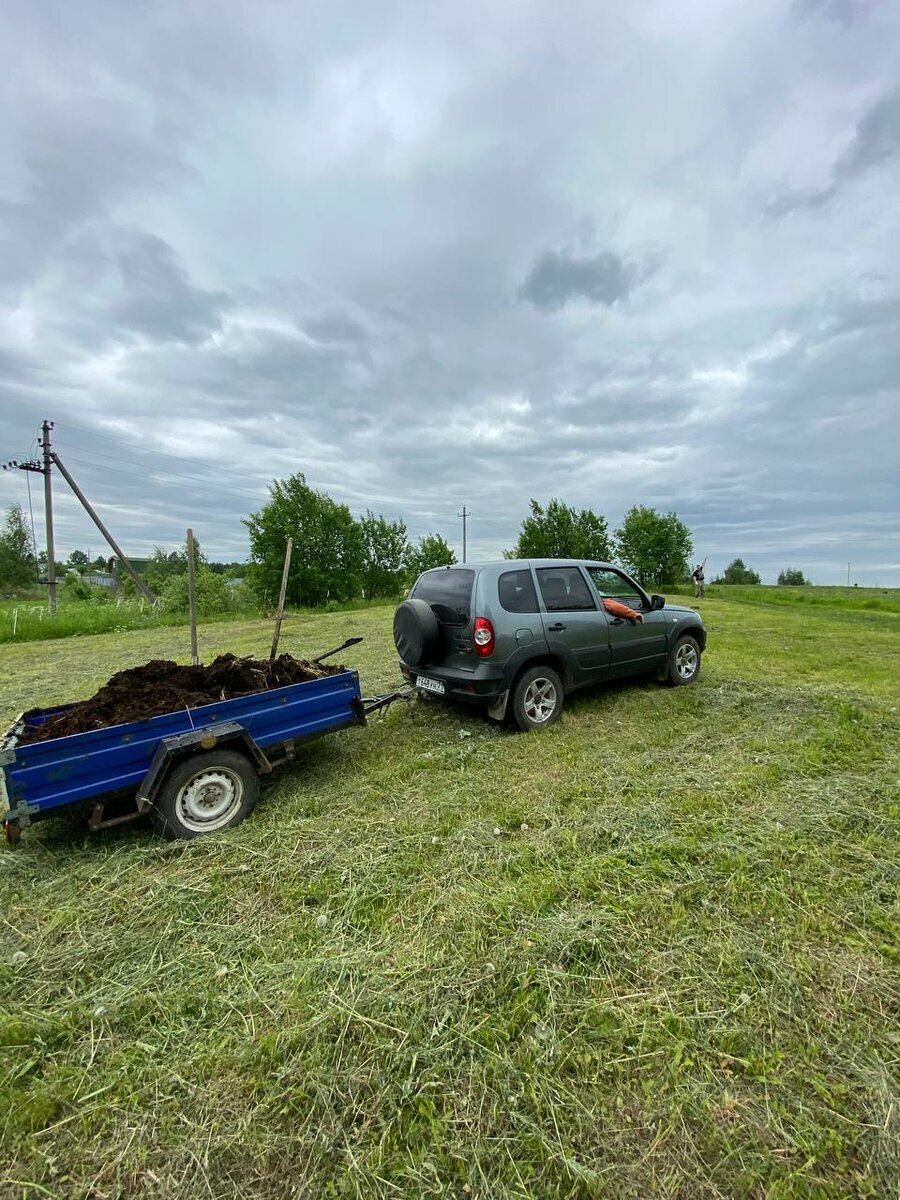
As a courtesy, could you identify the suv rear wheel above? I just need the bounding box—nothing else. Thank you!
[511,665,564,732]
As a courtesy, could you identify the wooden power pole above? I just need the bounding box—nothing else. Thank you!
[458,506,470,564]
[40,421,57,614]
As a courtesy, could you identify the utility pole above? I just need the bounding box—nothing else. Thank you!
[847,562,851,587]
[3,419,57,613]
[41,422,57,614]
[458,506,470,564]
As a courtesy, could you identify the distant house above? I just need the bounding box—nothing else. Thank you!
[111,556,152,577]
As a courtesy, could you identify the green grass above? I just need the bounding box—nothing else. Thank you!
[0,596,396,645]
[700,585,900,615]
[0,598,898,1198]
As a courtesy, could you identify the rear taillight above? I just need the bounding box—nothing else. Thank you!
[473,617,495,657]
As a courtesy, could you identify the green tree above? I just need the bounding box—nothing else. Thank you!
[359,510,408,598]
[244,474,364,607]
[67,549,90,572]
[207,561,245,576]
[777,568,808,586]
[404,533,456,582]
[512,499,612,560]
[144,539,207,592]
[0,504,37,586]
[37,550,67,578]
[614,506,693,587]
[714,558,761,585]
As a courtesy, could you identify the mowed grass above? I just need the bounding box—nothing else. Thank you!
[0,599,898,1199]
[702,585,900,616]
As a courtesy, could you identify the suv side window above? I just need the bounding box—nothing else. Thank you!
[498,569,539,613]
[588,568,645,608]
[536,567,596,612]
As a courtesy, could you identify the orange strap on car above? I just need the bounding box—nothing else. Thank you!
[602,597,644,624]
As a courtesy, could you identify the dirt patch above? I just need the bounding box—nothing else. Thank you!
[20,654,344,745]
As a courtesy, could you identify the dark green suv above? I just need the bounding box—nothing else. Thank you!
[393,559,706,731]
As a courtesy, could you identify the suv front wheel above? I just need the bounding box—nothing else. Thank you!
[666,635,701,686]
[511,665,564,732]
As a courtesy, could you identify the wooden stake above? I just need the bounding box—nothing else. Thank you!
[186,528,199,666]
[270,537,293,661]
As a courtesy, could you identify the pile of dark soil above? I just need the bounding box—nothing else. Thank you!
[20,653,343,745]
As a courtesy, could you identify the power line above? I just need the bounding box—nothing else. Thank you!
[57,419,279,487]
[53,446,269,507]
[55,438,270,497]
[24,469,40,582]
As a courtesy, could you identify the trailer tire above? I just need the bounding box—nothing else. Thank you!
[152,749,259,840]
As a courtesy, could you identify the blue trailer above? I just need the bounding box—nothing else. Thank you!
[1,663,407,843]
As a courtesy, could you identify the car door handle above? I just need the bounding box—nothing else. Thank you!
[548,622,567,632]
[610,618,624,625]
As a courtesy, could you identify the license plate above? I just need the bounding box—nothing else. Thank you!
[416,675,445,695]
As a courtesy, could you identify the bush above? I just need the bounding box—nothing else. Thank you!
[61,575,107,603]
[159,569,232,617]
[777,568,809,586]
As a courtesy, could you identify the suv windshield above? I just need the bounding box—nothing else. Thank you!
[412,568,475,625]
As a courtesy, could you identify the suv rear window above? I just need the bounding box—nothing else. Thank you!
[412,568,475,625]
[498,569,539,613]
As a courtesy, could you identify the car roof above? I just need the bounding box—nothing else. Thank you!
[426,559,619,572]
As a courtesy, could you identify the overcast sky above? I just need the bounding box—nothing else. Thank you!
[1,0,898,584]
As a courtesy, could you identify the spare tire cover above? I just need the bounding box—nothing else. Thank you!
[393,599,441,667]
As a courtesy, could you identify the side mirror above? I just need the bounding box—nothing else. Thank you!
[650,593,665,611]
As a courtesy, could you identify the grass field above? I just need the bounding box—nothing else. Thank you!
[0,595,396,645]
[0,596,247,645]
[1,598,898,1198]
[700,585,900,615]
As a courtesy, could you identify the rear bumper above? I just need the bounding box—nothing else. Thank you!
[398,660,507,707]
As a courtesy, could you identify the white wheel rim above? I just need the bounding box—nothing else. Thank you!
[523,677,557,723]
[676,642,698,679]
[176,767,243,832]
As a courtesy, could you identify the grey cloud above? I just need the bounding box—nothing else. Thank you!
[1,0,899,582]
[304,314,370,345]
[34,225,231,348]
[833,89,900,180]
[519,249,642,312]
[767,89,900,217]
[794,0,872,26]
[0,88,194,302]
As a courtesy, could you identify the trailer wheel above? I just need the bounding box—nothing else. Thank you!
[152,750,259,840]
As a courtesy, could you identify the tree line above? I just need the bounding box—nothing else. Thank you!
[714,558,809,586]
[508,500,693,587]
[0,479,813,604]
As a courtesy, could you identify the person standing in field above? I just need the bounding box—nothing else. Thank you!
[692,562,705,598]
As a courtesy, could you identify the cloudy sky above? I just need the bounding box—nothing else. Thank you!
[1,0,898,584]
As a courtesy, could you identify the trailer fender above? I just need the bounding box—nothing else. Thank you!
[137,721,272,808]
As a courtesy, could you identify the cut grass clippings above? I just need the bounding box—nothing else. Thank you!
[0,597,898,1199]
